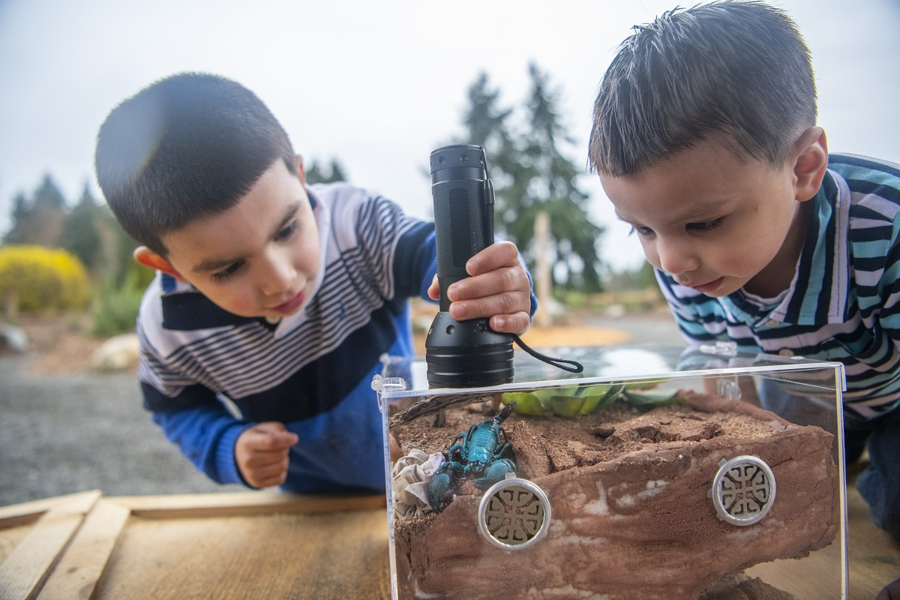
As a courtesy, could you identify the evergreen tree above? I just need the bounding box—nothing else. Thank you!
[3,192,30,244]
[516,63,603,291]
[61,184,103,270]
[451,66,604,291]
[305,158,348,184]
[33,174,67,209]
[453,73,520,241]
[2,174,67,247]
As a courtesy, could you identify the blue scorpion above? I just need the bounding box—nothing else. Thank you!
[427,401,518,513]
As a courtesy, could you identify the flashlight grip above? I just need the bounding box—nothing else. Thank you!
[432,178,491,311]
[426,145,513,388]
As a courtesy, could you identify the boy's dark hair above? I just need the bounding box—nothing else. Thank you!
[589,0,817,177]
[95,72,297,256]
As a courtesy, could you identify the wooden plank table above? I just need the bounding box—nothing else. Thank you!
[0,491,389,600]
[1,487,897,599]
[845,479,900,599]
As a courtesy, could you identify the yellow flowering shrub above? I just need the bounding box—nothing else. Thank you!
[0,245,90,311]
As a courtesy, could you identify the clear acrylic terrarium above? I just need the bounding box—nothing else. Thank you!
[373,343,849,600]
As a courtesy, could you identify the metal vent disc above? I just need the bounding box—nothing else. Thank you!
[477,478,551,550]
[710,455,776,526]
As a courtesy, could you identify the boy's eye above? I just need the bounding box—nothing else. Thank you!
[212,261,245,282]
[686,217,726,233]
[275,219,299,242]
[630,225,654,237]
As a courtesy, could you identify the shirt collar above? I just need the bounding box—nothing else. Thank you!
[726,169,849,327]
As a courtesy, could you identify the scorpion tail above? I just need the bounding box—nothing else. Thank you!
[494,401,516,425]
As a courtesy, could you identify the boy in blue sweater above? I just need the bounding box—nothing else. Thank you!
[94,73,534,493]
[589,2,899,596]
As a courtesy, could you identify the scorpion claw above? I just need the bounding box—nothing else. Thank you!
[473,458,517,491]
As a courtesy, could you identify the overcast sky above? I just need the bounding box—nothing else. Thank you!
[1,0,898,271]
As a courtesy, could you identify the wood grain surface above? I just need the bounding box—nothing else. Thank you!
[1,487,897,599]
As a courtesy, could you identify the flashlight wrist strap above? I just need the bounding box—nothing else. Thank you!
[511,334,584,374]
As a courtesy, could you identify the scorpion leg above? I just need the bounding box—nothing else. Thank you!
[446,442,464,463]
[494,441,513,461]
[498,426,510,444]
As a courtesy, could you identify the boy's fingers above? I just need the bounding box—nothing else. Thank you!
[247,461,290,488]
[449,290,527,322]
[246,450,291,470]
[252,456,290,478]
[447,301,530,335]
[427,275,440,300]
[235,424,294,488]
[431,240,532,333]
[246,422,298,451]
[465,241,519,276]
[489,312,531,336]
[239,446,291,488]
[449,264,528,303]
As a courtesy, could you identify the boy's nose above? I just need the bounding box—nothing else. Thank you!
[258,251,296,296]
[656,237,699,276]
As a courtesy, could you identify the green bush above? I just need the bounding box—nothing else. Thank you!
[0,245,90,312]
[91,269,149,337]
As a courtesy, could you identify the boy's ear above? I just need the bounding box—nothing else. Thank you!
[295,154,306,186]
[134,246,185,281]
[792,126,828,202]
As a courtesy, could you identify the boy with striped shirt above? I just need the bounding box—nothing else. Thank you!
[94,73,534,495]
[589,3,899,595]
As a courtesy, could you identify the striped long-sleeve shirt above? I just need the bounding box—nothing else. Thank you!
[136,183,437,493]
[658,154,900,420]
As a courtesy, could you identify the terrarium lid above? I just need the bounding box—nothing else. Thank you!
[375,343,845,400]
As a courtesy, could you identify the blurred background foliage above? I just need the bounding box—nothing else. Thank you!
[1,174,153,335]
[1,66,655,336]
[0,245,90,311]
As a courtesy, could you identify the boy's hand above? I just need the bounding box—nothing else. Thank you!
[877,577,900,600]
[235,422,298,489]
[427,241,532,335]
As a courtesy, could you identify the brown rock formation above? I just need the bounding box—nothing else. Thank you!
[390,392,839,600]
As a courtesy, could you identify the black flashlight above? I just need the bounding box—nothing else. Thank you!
[425,144,515,388]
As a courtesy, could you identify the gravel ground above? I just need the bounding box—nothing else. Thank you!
[0,312,683,508]
[0,353,244,506]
